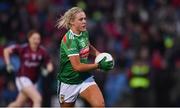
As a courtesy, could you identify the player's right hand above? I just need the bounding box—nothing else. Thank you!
[6,64,14,73]
[98,57,113,71]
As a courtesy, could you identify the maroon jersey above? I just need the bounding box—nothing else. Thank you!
[9,43,51,83]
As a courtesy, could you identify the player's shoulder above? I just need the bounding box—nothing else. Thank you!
[62,30,75,43]
[67,30,89,38]
[83,30,89,35]
[21,43,28,48]
[82,31,89,38]
[8,43,27,49]
[39,45,47,52]
[66,30,75,40]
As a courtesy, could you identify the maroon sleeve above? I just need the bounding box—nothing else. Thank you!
[8,44,21,54]
[42,48,51,65]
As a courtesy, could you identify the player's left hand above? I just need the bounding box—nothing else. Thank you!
[98,57,113,72]
[41,68,49,77]
[6,64,14,73]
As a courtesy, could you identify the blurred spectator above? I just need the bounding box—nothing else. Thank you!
[128,47,152,106]
[0,80,18,106]
[104,69,129,106]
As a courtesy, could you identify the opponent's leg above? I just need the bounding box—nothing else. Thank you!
[8,92,28,107]
[22,85,42,107]
[80,84,105,107]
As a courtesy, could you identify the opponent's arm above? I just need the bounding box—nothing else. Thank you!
[46,62,53,73]
[3,47,14,73]
[41,62,54,76]
[41,50,54,76]
[3,47,13,65]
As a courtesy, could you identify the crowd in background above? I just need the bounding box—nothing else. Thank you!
[0,0,180,107]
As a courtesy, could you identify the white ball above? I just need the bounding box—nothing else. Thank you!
[95,52,114,69]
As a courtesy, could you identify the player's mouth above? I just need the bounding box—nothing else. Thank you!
[82,25,86,29]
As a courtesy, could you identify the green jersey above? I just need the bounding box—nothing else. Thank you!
[58,29,91,84]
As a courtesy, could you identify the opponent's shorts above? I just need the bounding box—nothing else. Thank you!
[15,76,33,91]
[57,76,96,103]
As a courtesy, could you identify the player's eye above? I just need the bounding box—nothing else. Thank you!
[79,17,86,21]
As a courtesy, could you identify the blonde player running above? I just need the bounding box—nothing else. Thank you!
[57,7,113,107]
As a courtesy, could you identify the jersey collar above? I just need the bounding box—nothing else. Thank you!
[70,29,82,36]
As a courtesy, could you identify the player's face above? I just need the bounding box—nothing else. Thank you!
[71,12,87,33]
[28,33,41,48]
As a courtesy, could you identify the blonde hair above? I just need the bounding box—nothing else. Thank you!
[57,7,84,29]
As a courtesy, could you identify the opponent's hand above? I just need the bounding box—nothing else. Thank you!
[98,57,113,71]
[6,64,14,73]
[41,68,49,77]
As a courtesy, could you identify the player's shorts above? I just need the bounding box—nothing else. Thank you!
[57,76,96,103]
[15,76,33,91]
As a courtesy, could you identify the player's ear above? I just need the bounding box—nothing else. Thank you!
[70,20,74,26]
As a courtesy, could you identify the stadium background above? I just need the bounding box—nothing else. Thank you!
[0,0,180,107]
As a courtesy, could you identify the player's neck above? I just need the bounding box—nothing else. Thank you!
[70,28,81,36]
[30,45,38,52]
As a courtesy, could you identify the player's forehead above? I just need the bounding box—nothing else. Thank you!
[29,33,40,38]
[74,12,86,19]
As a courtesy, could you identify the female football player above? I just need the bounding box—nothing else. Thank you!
[4,30,54,107]
[57,7,113,107]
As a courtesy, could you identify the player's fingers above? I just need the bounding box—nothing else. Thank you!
[107,61,113,66]
[101,57,107,62]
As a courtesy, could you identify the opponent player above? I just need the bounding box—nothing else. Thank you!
[57,7,113,107]
[4,30,53,107]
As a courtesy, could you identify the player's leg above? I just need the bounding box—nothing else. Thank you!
[15,77,42,107]
[8,92,28,107]
[60,102,75,107]
[79,77,105,107]
[57,81,80,107]
[22,85,42,107]
[80,84,105,107]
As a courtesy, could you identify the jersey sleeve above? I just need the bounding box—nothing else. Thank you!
[62,35,79,57]
[8,44,20,54]
[42,50,51,65]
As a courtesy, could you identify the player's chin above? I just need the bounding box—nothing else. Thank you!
[81,27,87,32]
[34,43,40,47]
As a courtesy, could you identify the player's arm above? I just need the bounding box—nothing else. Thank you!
[3,45,16,73]
[46,61,53,73]
[3,46,14,65]
[89,44,100,56]
[69,55,113,72]
[41,61,54,76]
[69,55,99,72]
[41,48,54,76]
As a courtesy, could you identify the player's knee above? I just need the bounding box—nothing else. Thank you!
[92,100,105,107]
[9,100,24,107]
[98,100,105,107]
[33,95,42,104]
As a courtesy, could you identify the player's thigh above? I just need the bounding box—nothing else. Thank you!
[22,85,41,101]
[16,76,41,101]
[80,84,105,107]
[60,102,75,107]
[57,81,79,107]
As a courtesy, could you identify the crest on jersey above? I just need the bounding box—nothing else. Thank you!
[60,94,65,103]
[24,53,29,58]
[79,39,86,47]
[32,54,36,60]
[38,55,42,60]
